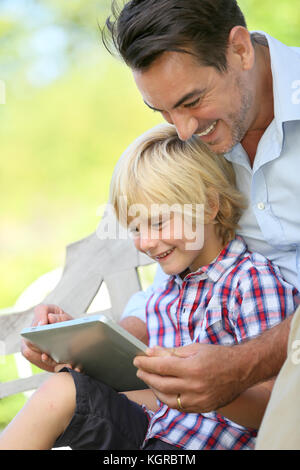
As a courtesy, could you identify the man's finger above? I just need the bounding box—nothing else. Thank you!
[149,386,180,411]
[136,366,185,393]
[146,343,202,359]
[134,353,186,378]
[145,346,174,357]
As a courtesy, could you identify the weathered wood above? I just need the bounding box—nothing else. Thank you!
[1,214,152,398]
[0,308,35,355]
[105,269,142,322]
[0,373,51,399]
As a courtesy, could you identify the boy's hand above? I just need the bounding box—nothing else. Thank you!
[21,304,73,372]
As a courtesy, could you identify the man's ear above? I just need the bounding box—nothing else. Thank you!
[227,26,255,71]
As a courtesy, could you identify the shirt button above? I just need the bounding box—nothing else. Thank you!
[257,202,265,210]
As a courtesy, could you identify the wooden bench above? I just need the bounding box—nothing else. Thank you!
[0,214,153,400]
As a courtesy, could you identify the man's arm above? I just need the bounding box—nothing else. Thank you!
[133,316,293,413]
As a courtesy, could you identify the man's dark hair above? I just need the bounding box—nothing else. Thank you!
[102,0,247,72]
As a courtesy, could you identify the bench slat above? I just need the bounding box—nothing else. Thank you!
[0,372,50,399]
[0,308,35,355]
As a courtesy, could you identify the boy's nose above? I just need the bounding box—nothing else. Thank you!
[139,235,158,255]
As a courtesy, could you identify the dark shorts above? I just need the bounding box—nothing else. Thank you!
[54,368,179,451]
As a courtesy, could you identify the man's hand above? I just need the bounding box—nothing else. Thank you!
[133,317,291,413]
[21,304,73,372]
[133,343,247,413]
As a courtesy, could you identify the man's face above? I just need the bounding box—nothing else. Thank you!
[133,51,255,154]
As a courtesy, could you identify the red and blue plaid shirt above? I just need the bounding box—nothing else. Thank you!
[143,236,298,450]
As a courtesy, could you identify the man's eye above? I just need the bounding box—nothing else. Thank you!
[184,98,200,108]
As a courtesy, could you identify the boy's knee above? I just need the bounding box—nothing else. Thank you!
[36,371,76,429]
[41,371,75,393]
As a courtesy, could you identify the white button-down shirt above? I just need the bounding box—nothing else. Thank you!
[227,32,300,290]
[122,32,300,321]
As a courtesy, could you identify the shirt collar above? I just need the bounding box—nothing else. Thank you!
[225,32,300,166]
[259,31,300,128]
[173,235,248,286]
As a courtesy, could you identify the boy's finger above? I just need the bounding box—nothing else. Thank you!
[41,353,57,367]
[48,312,73,324]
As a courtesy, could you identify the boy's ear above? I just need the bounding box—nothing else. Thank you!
[206,189,220,223]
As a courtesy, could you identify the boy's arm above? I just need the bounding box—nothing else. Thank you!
[119,316,148,344]
[121,389,159,412]
[217,378,275,429]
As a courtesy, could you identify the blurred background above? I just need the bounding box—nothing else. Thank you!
[0,0,299,432]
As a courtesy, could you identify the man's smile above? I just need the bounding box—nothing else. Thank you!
[197,120,218,137]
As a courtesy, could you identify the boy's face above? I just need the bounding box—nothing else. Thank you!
[129,210,218,275]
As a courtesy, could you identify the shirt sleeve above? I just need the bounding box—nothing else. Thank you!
[229,261,299,343]
[121,264,169,321]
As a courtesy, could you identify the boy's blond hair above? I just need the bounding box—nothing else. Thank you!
[110,123,246,246]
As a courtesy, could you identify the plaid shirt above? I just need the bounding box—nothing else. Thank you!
[143,236,298,450]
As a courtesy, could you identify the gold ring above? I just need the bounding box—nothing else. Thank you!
[177,393,183,411]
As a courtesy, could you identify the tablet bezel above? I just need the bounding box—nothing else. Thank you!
[21,314,148,391]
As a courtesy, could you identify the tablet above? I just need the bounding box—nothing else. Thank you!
[21,314,148,391]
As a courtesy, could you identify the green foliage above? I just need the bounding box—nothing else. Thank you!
[240,0,300,45]
[0,356,27,432]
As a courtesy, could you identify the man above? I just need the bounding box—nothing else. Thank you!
[103,0,300,427]
[23,0,300,448]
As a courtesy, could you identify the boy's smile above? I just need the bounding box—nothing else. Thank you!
[150,247,175,261]
[130,211,224,275]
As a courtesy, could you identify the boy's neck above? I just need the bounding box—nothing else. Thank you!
[187,225,226,274]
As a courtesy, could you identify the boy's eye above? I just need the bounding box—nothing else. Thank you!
[152,221,163,229]
[151,216,170,231]
[128,226,140,238]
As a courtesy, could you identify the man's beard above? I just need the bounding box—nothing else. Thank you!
[215,77,254,155]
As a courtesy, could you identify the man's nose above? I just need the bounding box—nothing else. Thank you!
[170,112,199,141]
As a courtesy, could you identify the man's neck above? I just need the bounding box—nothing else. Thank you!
[241,129,270,166]
[241,41,274,166]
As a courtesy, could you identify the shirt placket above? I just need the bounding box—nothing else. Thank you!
[176,276,203,346]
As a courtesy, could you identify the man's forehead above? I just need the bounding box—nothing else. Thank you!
[132,51,210,109]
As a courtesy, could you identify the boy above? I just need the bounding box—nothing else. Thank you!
[0,124,297,450]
